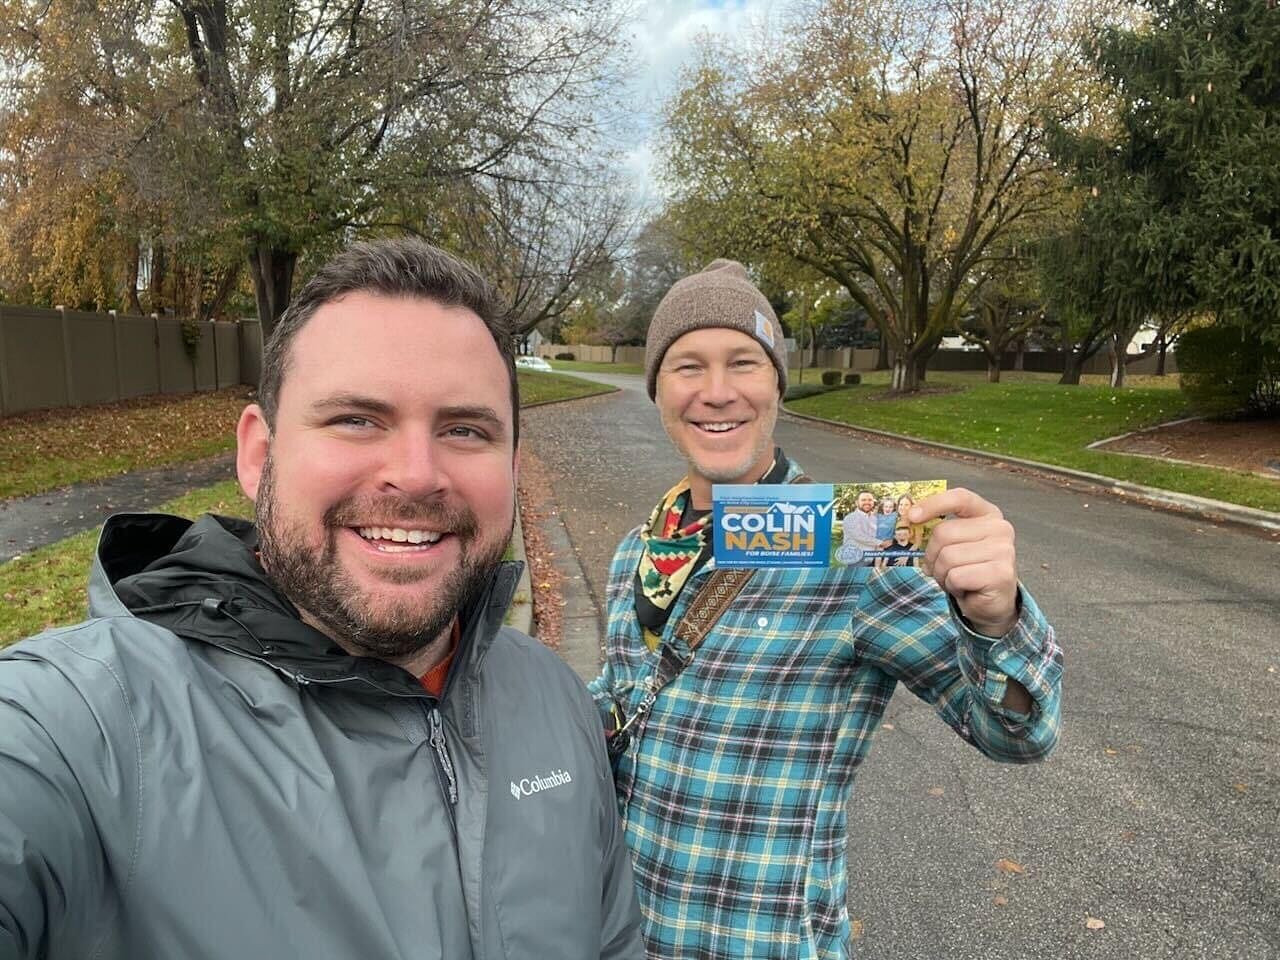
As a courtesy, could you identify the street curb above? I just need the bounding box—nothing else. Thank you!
[781,405,1280,535]
[509,382,618,639]
[533,505,606,684]
[1087,416,1280,482]
[1085,415,1204,450]
[505,510,535,636]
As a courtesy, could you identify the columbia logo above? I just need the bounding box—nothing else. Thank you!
[509,768,573,799]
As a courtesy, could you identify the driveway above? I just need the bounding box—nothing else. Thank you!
[521,370,1280,960]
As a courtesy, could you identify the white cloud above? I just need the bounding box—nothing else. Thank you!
[620,0,782,202]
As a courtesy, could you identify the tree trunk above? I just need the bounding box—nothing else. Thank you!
[149,241,167,314]
[610,343,618,363]
[1109,338,1128,389]
[875,336,890,371]
[1156,333,1168,376]
[916,343,936,386]
[987,355,1002,383]
[124,239,144,314]
[914,350,929,385]
[1059,350,1084,385]
[201,264,242,322]
[249,244,298,342]
[890,355,923,392]
[1014,338,1026,371]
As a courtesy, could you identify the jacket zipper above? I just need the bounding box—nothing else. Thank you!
[428,706,459,834]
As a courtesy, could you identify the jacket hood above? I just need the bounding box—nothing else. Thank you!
[88,512,523,700]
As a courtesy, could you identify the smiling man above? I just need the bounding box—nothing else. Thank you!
[0,238,642,959]
[589,259,1063,959]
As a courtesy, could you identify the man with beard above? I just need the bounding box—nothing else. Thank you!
[0,238,643,959]
[590,259,1062,959]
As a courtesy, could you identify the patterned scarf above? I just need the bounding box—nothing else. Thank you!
[634,449,790,649]
[636,478,711,632]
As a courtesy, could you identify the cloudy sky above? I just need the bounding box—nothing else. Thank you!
[617,0,782,201]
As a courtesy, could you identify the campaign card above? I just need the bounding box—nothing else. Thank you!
[711,480,946,569]
[711,483,835,568]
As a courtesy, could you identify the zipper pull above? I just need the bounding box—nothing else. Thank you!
[428,708,458,806]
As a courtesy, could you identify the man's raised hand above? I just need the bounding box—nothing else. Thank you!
[909,488,1019,637]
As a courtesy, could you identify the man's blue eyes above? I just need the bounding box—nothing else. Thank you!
[330,419,484,439]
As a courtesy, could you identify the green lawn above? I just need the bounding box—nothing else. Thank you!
[517,369,616,404]
[788,375,1280,512]
[0,387,253,501]
[0,480,254,648]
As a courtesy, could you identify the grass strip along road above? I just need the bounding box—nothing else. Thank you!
[787,372,1280,513]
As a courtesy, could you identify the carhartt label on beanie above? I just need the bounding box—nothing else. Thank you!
[644,260,788,399]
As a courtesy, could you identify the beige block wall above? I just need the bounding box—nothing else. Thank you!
[64,310,120,406]
[0,304,262,416]
[0,305,68,414]
[214,322,242,387]
[116,315,161,398]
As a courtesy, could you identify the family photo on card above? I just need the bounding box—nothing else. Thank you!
[831,480,947,568]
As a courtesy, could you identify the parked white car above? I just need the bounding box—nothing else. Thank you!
[515,356,554,372]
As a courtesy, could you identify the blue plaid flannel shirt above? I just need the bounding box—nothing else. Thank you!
[588,463,1063,959]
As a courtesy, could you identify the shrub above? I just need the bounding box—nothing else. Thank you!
[1177,326,1280,418]
[843,372,862,385]
[554,352,576,361]
[783,383,836,402]
[820,370,842,385]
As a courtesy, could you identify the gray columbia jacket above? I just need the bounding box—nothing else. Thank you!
[0,513,643,959]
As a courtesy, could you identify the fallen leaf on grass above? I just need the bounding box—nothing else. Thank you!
[1085,917,1106,931]
[850,920,864,940]
[1233,783,1248,793]
[995,858,1025,876]
[993,896,1008,907]
[927,787,945,797]
[1104,748,1118,756]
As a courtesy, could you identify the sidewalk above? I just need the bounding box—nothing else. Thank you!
[0,453,237,563]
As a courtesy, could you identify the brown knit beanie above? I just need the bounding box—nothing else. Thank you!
[644,259,788,400]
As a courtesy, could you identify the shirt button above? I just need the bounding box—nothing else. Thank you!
[757,617,769,628]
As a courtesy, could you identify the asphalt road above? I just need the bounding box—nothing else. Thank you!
[521,370,1280,960]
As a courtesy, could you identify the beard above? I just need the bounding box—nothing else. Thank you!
[254,454,511,660]
[661,404,778,485]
